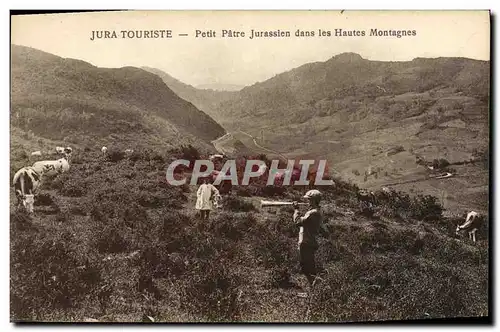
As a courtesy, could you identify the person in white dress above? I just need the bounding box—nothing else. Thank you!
[196,177,220,220]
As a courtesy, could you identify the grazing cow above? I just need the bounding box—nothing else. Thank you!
[358,189,376,204]
[209,154,225,161]
[125,149,134,154]
[31,151,42,157]
[456,211,483,243]
[102,146,108,154]
[357,189,376,216]
[55,146,65,154]
[13,167,41,213]
[32,157,70,175]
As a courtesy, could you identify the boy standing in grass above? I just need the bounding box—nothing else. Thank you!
[293,189,323,288]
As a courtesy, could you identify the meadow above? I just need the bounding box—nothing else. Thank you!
[10,145,489,322]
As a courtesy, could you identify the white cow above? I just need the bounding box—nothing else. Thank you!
[456,211,483,243]
[125,149,134,154]
[31,151,42,157]
[32,157,70,175]
[102,146,108,154]
[13,166,42,213]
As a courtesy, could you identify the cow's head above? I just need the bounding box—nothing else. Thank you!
[23,194,35,213]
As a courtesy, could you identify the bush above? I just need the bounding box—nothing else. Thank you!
[35,193,56,206]
[138,242,188,279]
[11,230,103,320]
[410,195,443,221]
[10,210,35,232]
[210,213,244,241]
[253,231,296,269]
[59,180,87,197]
[179,257,242,322]
[107,150,126,162]
[94,220,132,254]
[235,186,252,197]
[170,144,201,166]
[432,158,450,170]
[223,195,255,212]
[308,253,487,322]
[268,266,294,289]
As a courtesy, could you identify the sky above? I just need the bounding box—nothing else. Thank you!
[11,10,490,88]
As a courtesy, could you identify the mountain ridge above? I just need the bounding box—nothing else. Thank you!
[146,52,489,212]
[11,44,226,153]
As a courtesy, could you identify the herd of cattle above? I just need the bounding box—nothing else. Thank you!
[13,145,139,214]
[13,146,73,213]
[11,148,485,243]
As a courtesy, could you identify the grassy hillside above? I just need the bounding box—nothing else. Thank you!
[11,45,226,154]
[10,147,489,322]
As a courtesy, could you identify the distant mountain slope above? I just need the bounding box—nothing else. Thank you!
[214,53,489,130]
[141,67,237,121]
[207,53,490,212]
[11,45,226,152]
[196,83,244,91]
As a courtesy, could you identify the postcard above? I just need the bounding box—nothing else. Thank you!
[10,10,490,323]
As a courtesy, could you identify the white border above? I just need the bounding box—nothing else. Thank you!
[2,1,497,331]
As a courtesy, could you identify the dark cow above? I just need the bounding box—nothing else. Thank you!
[13,166,41,213]
[357,189,376,216]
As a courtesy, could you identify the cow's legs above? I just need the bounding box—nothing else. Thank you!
[15,192,23,210]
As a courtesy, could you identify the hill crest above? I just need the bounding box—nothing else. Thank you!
[11,44,226,152]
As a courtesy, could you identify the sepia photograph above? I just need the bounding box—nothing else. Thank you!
[9,10,490,323]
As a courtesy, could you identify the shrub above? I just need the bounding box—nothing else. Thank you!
[223,195,255,212]
[171,144,201,166]
[179,257,242,322]
[94,220,132,254]
[254,185,286,197]
[107,150,126,162]
[59,180,87,197]
[432,158,450,169]
[268,266,294,289]
[35,193,56,206]
[138,242,188,279]
[410,195,443,221]
[253,231,296,269]
[308,253,487,322]
[210,213,244,241]
[10,211,35,232]
[235,186,252,197]
[55,211,70,224]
